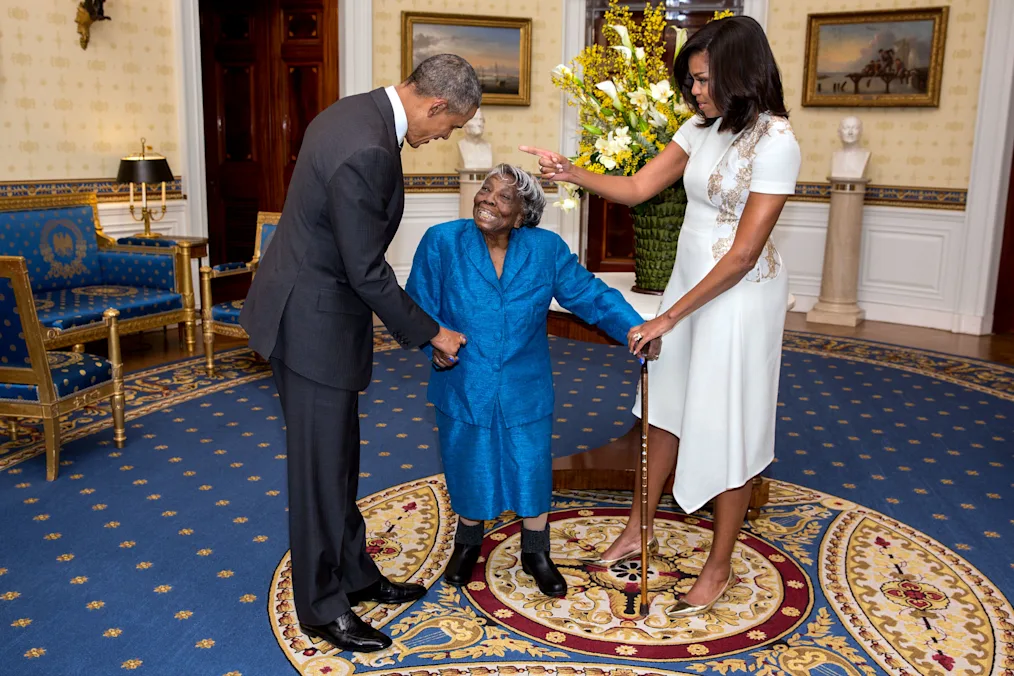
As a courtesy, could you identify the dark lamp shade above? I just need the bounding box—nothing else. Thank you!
[116,156,174,184]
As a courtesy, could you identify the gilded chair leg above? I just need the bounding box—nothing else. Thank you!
[104,308,127,449]
[42,416,61,481]
[200,266,216,377]
[178,242,198,353]
[72,343,85,353]
[6,419,16,442]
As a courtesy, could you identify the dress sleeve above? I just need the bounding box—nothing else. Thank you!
[673,118,701,155]
[749,119,802,195]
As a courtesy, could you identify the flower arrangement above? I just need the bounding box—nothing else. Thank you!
[551,5,735,210]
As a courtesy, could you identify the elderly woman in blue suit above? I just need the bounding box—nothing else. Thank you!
[406,164,657,596]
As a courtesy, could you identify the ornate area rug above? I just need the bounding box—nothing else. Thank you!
[1,331,1012,675]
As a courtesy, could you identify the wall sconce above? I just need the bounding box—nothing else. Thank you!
[76,0,111,50]
[116,138,174,239]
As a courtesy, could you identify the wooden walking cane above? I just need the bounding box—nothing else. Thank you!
[639,356,650,616]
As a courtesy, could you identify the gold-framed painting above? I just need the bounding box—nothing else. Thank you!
[401,12,532,107]
[802,7,949,108]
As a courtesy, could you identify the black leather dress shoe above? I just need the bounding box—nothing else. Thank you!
[521,551,567,597]
[300,609,391,653]
[347,576,427,606]
[444,543,482,586]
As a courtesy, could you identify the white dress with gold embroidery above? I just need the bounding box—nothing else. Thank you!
[634,113,801,514]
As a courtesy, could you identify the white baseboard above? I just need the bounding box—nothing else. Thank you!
[789,294,958,332]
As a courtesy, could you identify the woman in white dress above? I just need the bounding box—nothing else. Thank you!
[521,16,800,617]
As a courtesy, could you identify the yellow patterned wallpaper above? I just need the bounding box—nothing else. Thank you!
[768,0,988,188]
[0,0,180,181]
[373,0,562,175]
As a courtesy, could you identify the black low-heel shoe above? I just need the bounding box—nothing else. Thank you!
[521,551,567,597]
[444,543,482,586]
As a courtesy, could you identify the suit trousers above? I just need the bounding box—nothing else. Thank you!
[271,358,381,625]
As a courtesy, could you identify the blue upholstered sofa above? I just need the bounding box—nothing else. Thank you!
[0,194,200,351]
[199,211,278,375]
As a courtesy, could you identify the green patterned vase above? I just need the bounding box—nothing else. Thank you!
[630,181,687,294]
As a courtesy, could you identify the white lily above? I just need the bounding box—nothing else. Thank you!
[599,155,618,170]
[647,106,669,129]
[553,195,580,212]
[552,64,573,79]
[595,80,623,110]
[613,126,632,148]
[628,88,650,112]
[635,47,645,61]
[611,24,633,50]
[611,45,632,61]
[672,27,688,59]
[649,80,673,103]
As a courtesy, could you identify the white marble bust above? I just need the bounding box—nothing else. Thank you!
[831,116,870,180]
[458,108,493,170]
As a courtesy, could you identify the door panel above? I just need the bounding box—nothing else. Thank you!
[199,0,337,300]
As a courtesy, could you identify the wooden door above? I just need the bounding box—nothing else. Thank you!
[275,0,340,192]
[199,0,337,299]
[992,148,1014,333]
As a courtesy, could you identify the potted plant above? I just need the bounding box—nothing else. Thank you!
[552,3,728,292]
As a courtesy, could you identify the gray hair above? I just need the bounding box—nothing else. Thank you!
[404,54,482,115]
[485,163,546,228]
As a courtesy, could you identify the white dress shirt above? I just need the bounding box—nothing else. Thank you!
[384,86,408,148]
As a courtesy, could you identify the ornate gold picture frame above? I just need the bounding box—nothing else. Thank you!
[401,12,532,107]
[802,7,949,108]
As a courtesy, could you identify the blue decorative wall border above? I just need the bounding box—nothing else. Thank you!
[0,177,185,203]
[793,182,966,210]
[1,176,966,209]
[402,174,560,193]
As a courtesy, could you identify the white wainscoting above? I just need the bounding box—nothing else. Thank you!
[388,193,564,284]
[96,201,204,308]
[773,201,967,331]
[393,194,974,332]
[97,201,189,240]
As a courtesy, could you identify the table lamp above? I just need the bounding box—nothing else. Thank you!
[116,138,174,238]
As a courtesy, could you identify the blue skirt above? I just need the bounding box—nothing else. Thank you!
[435,400,553,521]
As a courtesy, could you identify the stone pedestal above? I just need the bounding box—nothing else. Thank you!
[458,169,490,219]
[807,177,868,327]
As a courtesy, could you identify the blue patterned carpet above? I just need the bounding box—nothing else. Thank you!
[0,331,1011,676]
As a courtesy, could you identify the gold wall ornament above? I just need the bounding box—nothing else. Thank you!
[76,0,111,51]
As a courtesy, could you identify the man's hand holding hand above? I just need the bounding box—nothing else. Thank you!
[430,326,467,363]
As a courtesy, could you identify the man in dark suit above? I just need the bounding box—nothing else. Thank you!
[240,54,481,653]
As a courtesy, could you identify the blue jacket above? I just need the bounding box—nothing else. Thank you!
[406,219,643,429]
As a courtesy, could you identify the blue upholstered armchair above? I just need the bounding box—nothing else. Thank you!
[199,211,278,376]
[0,194,200,351]
[0,256,126,480]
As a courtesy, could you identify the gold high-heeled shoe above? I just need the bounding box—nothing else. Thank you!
[667,568,736,618]
[588,537,658,567]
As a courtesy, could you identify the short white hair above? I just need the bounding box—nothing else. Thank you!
[484,164,546,228]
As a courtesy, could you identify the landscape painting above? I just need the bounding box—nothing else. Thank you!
[402,13,532,106]
[803,7,948,108]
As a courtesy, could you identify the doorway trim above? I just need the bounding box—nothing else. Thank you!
[956,0,1014,334]
[172,0,372,241]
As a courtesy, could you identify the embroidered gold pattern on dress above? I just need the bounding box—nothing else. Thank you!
[707,115,795,282]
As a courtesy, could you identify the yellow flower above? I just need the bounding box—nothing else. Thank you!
[712,10,735,21]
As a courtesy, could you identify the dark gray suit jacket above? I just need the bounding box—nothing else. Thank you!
[240,88,440,390]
